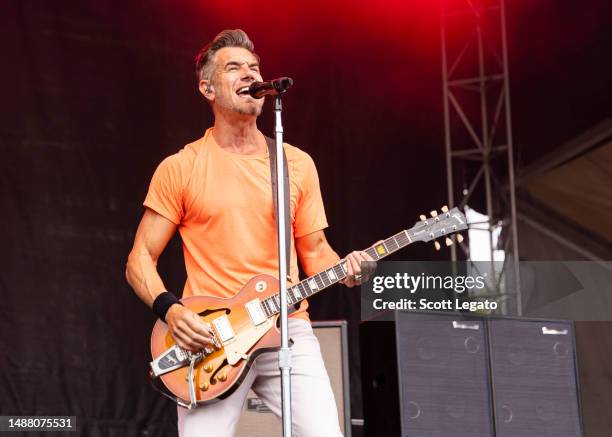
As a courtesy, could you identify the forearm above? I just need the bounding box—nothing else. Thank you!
[126,250,213,351]
[125,251,169,308]
[299,240,341,277]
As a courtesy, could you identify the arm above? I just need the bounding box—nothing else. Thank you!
[126,208,176,306]
[125,208,213,351]
[295,229,340,276]
[295,229,374,288]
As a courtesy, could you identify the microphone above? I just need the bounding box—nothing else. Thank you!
[248,77,294,99]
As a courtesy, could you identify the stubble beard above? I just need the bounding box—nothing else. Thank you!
[216,95,262,117]
[235,104,262,116]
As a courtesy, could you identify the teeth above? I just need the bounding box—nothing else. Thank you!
[237,86,249,94]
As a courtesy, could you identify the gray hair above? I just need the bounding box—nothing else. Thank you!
[194,29,258,82]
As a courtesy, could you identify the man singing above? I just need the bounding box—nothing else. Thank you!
[126,29,372,437]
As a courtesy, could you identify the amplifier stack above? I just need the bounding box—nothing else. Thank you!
[361,312,582,437]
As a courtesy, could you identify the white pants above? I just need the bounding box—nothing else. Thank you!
[178,318,343,437]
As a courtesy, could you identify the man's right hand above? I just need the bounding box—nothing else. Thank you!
[165,304,215,352]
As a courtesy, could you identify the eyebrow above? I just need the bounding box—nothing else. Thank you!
[224,61,260,69]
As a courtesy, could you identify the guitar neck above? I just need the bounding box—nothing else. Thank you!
[260,229,414,318]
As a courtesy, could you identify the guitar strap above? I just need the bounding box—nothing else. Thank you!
[264,135,291,275]
[265,136,299,315]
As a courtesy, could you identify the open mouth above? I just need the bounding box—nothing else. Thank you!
[236,86,251,97]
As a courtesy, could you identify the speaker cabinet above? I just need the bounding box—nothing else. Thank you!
[235,320,351,437]
[361,312,494,437]
[361,312,583,437]
[489,319,582,437]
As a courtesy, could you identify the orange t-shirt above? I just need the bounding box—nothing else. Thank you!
[143,128,329,320]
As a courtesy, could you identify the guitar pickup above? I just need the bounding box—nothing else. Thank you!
[245,298,267,326]
[212,314,236,343]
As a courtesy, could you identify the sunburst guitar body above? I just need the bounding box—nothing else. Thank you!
[150,274,283,406]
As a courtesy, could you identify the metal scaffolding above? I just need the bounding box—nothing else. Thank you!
[440,0,522,315]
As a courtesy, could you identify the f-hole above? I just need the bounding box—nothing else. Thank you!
[198,308,231,318]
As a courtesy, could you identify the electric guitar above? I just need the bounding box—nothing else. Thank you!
[149,206,467,408]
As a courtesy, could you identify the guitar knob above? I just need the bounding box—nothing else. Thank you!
[204,363,213,373]
[199,382,209,391]
[218,372,227,382]
[441,205,449,213]
[445,237,453,246]
[434,241,441,251]
[419,214,427,221]
[457,234,464,243]
[430,210,438,217]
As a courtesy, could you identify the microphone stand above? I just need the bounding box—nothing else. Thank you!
[272,94,293,437]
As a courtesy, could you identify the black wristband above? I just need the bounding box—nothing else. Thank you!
[153,292,182,322]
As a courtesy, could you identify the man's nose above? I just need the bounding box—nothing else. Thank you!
[238,63,257,81]
[241,69,256,82]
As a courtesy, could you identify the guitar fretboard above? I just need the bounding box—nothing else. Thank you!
[260,229,413,318]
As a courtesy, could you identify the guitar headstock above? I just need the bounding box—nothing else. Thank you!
[407,205,467,249]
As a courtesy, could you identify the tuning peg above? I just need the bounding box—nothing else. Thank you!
[204,363,213,373]
[199,381,209,391]
[419,214,427,221]
[456,234,464,243]
[434,241,441,251]
[441,205,449,213]
[445,237,453,246]
[430,210,438,217]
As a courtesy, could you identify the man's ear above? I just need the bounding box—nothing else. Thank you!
[199,79,214,102]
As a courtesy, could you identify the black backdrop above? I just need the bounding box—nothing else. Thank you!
[1,0,611,436]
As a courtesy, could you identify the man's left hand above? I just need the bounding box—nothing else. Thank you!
[340,244,379,288]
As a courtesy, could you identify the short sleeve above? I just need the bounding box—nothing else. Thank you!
[293,153,329,238]
[143,154,188,225]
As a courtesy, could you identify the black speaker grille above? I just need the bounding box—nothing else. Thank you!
[489,320,581,437]
[396,313,494,437]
